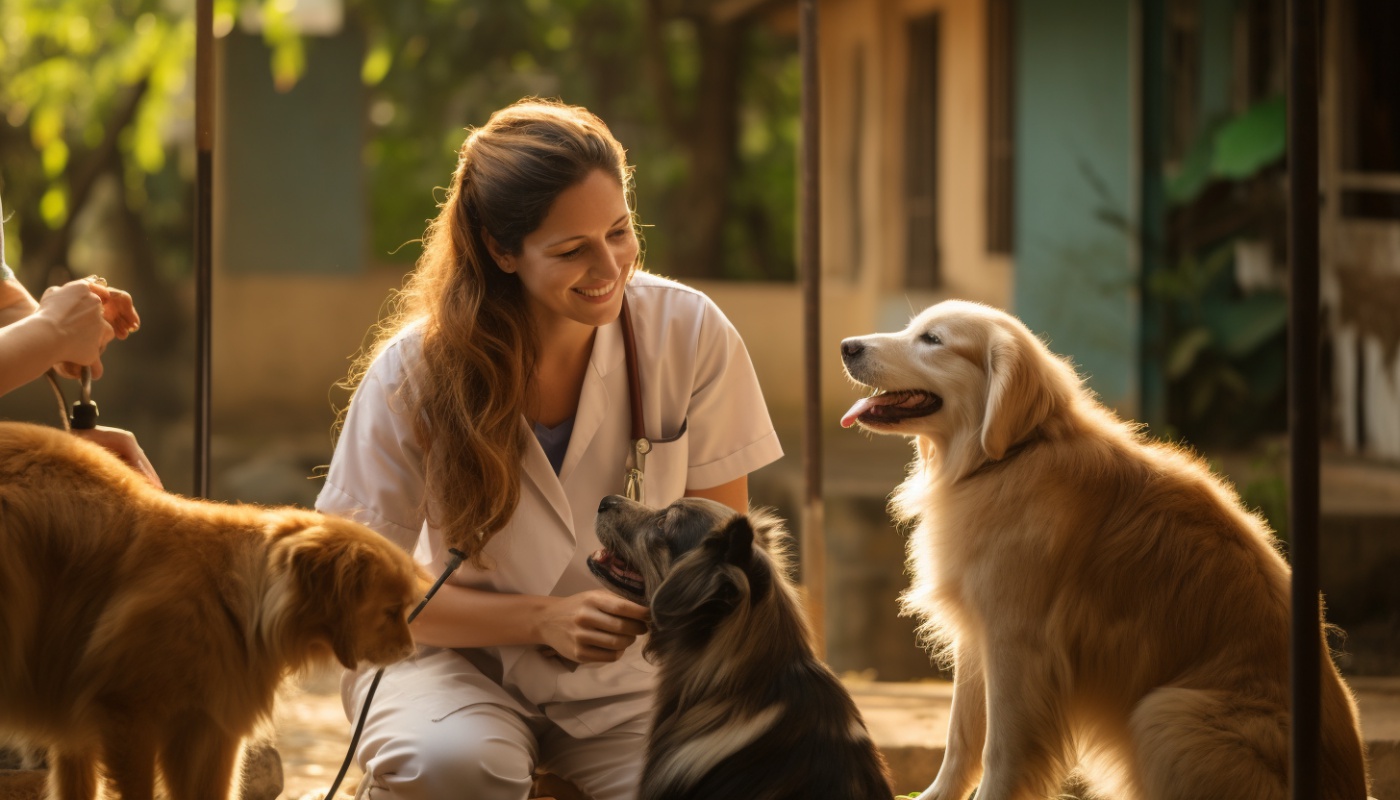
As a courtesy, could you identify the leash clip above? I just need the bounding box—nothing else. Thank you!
[68,367,99,430]
[624,437,651,503]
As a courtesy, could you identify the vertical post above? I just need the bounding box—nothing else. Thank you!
[798,0,826,657]
[1139,0,1167,431]
[1286,0,1321,797]
[194,0,214,498]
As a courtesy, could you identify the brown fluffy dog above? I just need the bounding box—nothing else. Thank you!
[840,301,1369,800]
[0,421,422,800]
[587,494,891,800]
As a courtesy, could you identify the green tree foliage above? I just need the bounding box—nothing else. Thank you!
[0,0,799,285]
[331,0,800,280]
[0,0,195,282]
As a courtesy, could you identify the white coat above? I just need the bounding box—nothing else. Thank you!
[317,271,783,737]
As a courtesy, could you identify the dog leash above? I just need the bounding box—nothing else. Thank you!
[324,546,467,800]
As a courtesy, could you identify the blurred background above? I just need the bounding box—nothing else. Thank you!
[0,0,1397,680]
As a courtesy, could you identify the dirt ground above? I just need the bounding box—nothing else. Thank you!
[272,666,359,800]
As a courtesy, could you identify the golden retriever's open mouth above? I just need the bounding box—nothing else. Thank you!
[841,390,944,428]
[587,549,647,603]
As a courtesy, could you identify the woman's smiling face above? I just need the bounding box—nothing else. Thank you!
[495,168,639,332]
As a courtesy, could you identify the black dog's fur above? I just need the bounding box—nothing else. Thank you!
[589,495,891,800]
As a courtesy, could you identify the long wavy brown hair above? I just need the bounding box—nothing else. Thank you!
[341,98,638,561]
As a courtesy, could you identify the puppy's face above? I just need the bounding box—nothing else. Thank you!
[272,516,424,669]
[840,300,1059,467]
[588,496,737,606]
[588,496,783,657]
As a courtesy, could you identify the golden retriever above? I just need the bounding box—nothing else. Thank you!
[0,421,422,800]
[587,495,891,800]
[839,300,1369,800]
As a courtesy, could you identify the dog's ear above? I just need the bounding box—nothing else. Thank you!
[720,515,754,566]
[646,549,747,657]
[274,522,375,668]
[980,327,1055,460]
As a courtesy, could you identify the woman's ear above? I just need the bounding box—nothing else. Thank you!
[484,232,515,273]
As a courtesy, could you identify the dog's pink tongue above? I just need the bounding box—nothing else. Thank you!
[841,396,879,428]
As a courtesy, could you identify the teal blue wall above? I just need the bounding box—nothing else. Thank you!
[219,31,366,275]
[1198,0,1236,131]
[1013,0,1139,413]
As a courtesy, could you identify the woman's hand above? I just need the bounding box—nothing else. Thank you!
[72,426,163,490]
[535,589,649,664]
[36,280,115,379]
[97,284,140,339]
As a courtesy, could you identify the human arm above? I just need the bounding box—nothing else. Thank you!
[686,474,749,513]
[0,280,116,395]
[0,196,31,327]
[0,276,39,327]
[48,280,140,379]
[407,584,649,663]
[0,276,139,395]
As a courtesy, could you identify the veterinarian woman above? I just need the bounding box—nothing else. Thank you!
[317,98,783,800]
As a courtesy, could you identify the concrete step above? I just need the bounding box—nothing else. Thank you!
[6,677,1395,799]
[851,676,1400,798]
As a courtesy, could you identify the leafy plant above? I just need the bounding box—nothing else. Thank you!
[1152,97,1290,445]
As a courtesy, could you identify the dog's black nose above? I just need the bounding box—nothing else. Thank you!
[598,495,624,513]
[841,338,865,359]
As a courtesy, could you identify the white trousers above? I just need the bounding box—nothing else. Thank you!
[343,649,648,800]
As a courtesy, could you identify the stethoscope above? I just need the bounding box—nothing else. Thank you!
[619,292,651,504]
[619,291,689,503]
[330,291,673,799]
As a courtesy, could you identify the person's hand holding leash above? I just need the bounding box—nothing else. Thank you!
[38,279,120,380]
[536,589,648,664]
[93,280,140,339]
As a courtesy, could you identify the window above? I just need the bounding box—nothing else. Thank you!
[1337,0,1400,220]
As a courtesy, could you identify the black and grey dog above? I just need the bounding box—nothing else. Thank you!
[588,495,891,800]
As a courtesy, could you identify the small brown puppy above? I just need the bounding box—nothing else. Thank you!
[0,421,422,800]
[588,494,891,800]
[841,300,1369,800]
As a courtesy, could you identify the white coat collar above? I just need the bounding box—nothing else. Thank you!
[518,313,628,535]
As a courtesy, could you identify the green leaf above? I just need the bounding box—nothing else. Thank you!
[39,185,67,228]
[1205,293,1287,358]
[1215,364,1249,397]
[1167,326,1213,379]
[41,138,69,178]
[362,41,393,86]
[1211,97,1285,180]
[1189,375,1218,420]
[1167,127,1215,206]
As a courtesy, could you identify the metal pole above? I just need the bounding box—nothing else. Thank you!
[1139,0,1168,432]
[1286,0,1321,797]
[798,0,826,657]
[194,0,214,498]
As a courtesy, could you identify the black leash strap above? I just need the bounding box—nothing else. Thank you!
[324,547,467,799]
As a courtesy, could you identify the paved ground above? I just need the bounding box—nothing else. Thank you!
[272,668,1400,800]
